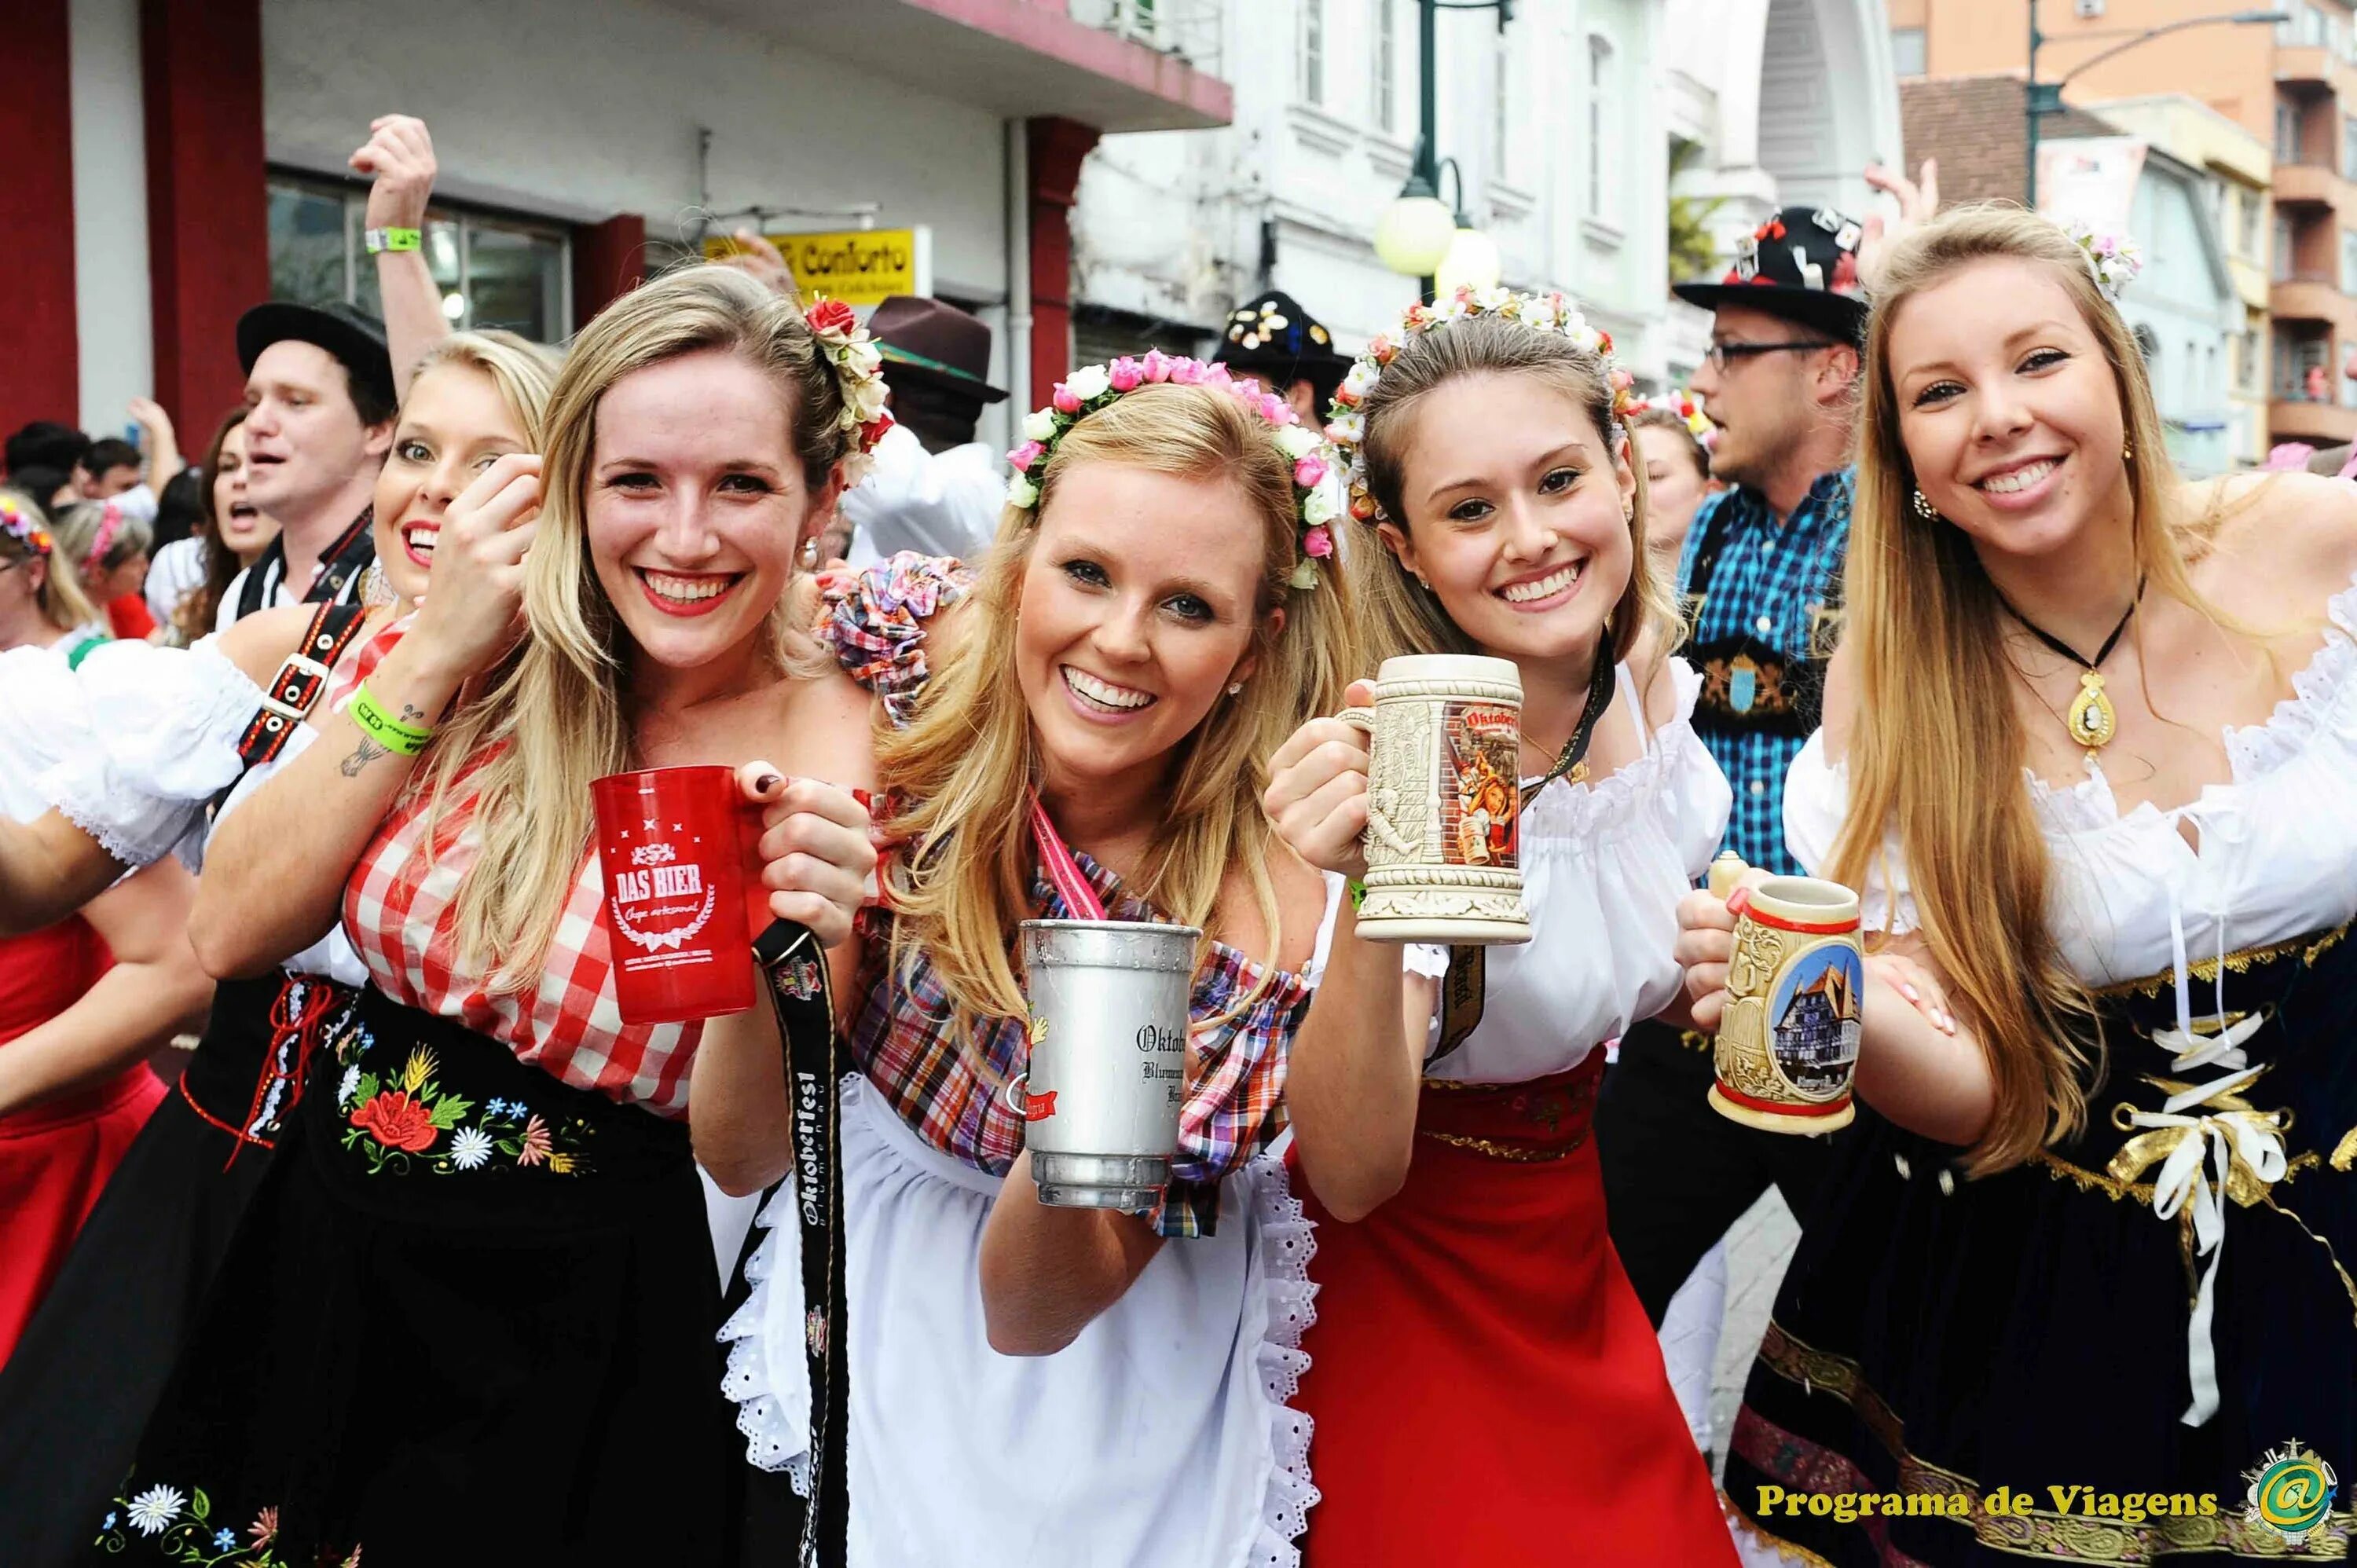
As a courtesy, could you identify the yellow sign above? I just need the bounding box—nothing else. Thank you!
[702,226,930,306]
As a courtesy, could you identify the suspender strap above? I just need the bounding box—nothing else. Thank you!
[233,601,369,769]
[754,919,849,1568]
[232,507,378,622]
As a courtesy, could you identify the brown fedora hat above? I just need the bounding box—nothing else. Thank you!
[866,295,1008,404]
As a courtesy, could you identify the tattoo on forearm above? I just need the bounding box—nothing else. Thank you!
[339,736,391,778]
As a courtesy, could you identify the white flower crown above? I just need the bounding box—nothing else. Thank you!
[1324,285,1635,524]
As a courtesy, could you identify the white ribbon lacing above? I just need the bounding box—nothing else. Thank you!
[2123,881,2286,1427]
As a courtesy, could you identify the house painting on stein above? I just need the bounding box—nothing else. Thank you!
[1769,944,1863,1098]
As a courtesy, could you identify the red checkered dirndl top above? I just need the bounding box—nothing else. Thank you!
[342,746,698,1120]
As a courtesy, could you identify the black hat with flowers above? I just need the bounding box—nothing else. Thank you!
[1214,290,1352,407]
[1672,206,1869,346]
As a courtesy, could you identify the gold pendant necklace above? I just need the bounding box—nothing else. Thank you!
[1998,575,2146,766]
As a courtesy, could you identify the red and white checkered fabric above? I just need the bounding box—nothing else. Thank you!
[342,754,696,1120]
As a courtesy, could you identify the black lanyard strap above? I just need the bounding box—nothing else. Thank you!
[754,918,848,1566]
[1431,647,1619,1070]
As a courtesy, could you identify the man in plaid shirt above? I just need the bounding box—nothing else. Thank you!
[1599,203,1871,1326]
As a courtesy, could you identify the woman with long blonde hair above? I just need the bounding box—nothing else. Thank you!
[0,330,565,1566]
[1679,204,2357,1565]
[1262,289,1738,1565]
[703,354,1358,1566]
[88,267,882,1566]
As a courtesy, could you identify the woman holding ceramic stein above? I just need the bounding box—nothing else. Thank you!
[86,266,883,1566]
[706,353,1355,1566]
[1684,207,2357,1566]
[1262,288,1739,1564]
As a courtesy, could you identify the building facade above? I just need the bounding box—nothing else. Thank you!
[1066,0,1903,393]
[1890,0,2356,453]
[8,0,1237,456]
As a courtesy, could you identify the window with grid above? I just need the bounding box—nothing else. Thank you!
[1373,0,1396,131]
[266,172,571,343]
[1587,35,1615,220]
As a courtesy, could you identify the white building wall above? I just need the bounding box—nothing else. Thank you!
[1072,0,1902,400]
[259,0,1018,444]
[71,0,154,439]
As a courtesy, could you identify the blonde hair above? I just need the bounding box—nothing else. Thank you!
[878,382,1359,1036]
[1347,313,1677,669]
[422,266,850,987]
[407,328,563,431]
[1838,203,2222,1174]
[53,499,153,577]
[0,489,100,634]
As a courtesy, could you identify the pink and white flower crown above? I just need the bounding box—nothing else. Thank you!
[0,493,52,559]
[1006,352,1338,591]
[1324,285,1635,524]
[802,298,894,488]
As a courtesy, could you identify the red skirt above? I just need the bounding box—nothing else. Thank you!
[0,1065,166,1364]
[1290,1055,1736,1566]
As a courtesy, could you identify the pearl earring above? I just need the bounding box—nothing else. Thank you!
[2123,441,2134,462]
[1911,488,1941,522]
[801,538,819,569]
[1226,681,1244,695]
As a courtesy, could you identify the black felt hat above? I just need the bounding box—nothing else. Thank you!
[236,300,397,412]
[1672,206,1870,346]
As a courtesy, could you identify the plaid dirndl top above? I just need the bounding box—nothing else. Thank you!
[827,553,1312,1238]
[341,626,700,1119]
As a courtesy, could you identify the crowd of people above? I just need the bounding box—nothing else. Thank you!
[0,112,2351,1568]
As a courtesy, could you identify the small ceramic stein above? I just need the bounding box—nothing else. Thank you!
[1341,654,1532,946]
[1708,862,1864,1134]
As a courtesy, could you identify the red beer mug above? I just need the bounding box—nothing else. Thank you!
[591,765,765,1025]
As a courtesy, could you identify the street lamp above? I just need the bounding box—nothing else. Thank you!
[1373,0,1514,299]
[2026,7,2289,207]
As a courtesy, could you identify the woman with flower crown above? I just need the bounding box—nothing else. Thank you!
[79,266,884,1567]
[1262,286,1743,1564]
[1679,205,2357,1566]
[702,349,1358,1566]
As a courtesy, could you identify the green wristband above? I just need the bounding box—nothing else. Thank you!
[1347,877,1368,912]
[365,225,422,255]
[350,681,433,755]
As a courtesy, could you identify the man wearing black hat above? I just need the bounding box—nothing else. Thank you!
[215,301,396,629]
[842,295,1010,567]
[1212,290,1351,426]
[1596,202,1873,1331]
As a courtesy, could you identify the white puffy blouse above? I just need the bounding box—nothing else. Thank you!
[0,636,368,984]
[1417,658,1733,1083]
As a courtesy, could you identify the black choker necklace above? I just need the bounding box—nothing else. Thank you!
[1521,648,1620,799]
[1994,574,2146,764]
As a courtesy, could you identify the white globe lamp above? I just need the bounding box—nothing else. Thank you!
[1434,226,1502,296]
[1375,192,1457,279]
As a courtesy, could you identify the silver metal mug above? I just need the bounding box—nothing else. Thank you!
[1014,919,1200,1212]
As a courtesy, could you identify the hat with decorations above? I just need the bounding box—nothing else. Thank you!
[1672,205,1868,346]
[1213,289,1352,404]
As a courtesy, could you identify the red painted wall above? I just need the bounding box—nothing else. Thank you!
[1027,116,1100,406]
[143,0,271,440]
[0,1,79,457]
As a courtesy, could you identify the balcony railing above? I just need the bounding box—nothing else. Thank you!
[1069,0,1224,78]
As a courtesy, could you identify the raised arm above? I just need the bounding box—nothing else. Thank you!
[0,857,212,1116]
[190,456,540,978]
[126,397,185,497]
[1259,684,1438,1222]
[350,115,448,396]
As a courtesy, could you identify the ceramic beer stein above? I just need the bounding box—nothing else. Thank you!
[1341,654,1532,946]
[1708,867,1864,1134]
[1015,919,1200,1212]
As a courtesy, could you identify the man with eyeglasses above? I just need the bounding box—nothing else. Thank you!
[1597,202,1872,1332]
